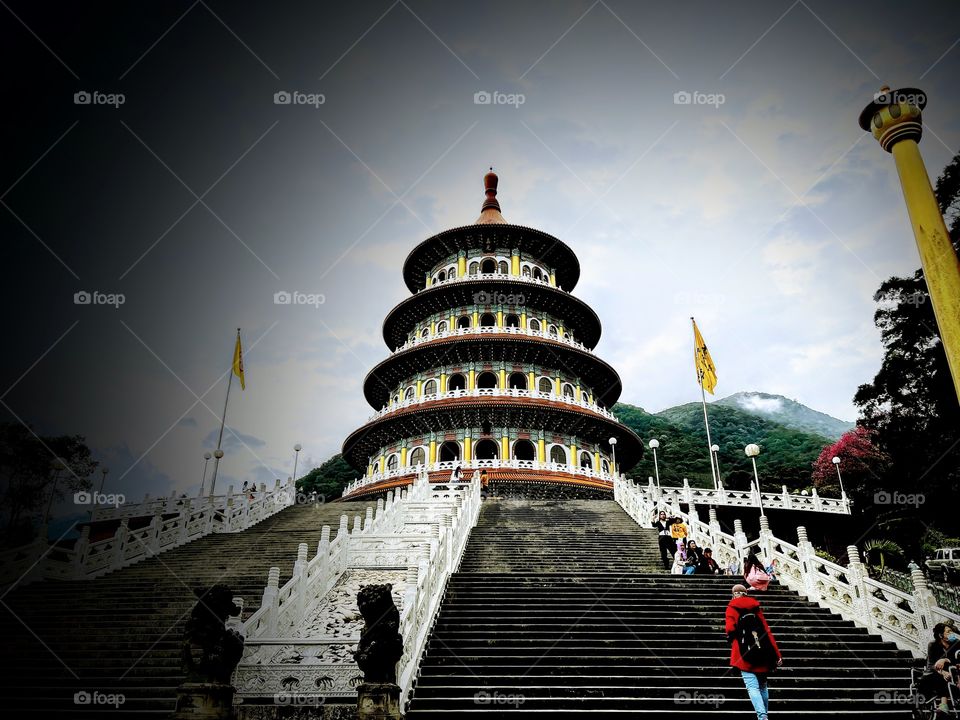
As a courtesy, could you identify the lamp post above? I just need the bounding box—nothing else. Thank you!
[744,443,765,516]
[649,439,661,493]
[199,451,212,496]
[98,466,109,496]
[608,437,617,479]
[292,444,302,490]
[209,449,224,496]
[831,456,846,498]
[710,444,721,488]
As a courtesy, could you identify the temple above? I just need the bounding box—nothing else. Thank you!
[341,170,644,498]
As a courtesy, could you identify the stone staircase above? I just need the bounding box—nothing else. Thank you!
[406,498,915,717]
[0,501,371,717]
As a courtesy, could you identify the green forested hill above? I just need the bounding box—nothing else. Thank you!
[615,401,830,492]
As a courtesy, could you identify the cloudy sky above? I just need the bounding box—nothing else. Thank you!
[2,1,958,522]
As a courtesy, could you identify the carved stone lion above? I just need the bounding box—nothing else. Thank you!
[353,583,403,684]
[180,584,245,684]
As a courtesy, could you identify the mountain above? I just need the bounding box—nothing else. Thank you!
[713,391,853,440]
[614,401,832,492]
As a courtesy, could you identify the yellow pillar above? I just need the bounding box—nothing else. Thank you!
[538,438,545,463]
[570,442,577,466]
[464,435,472,462]
[501,435,509,459]
[457,255,466,277]
[449,313,455,329]
[549,270,556,287]
[499,368,506,389]
[861,87,960,402]
[554,375,561,394]
[594,451,601,471]
[527,370,536,391]
[468,368,476,390]
[425,272,431,287]
[520,311,527,329]
[378,454,385,473]
[429,440,437,464]
[366,462,373,477]
[472,309,479,327]
[575,383,582,403]
[558,324,564,338]
[511,250,520,276]
[497,310,504,328]
[416,378,423,398]
[400,447,407,466]
[439,372,447,393]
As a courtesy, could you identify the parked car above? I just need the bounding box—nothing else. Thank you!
[926,548,960,583]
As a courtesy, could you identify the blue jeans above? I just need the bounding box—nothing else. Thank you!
[683,566,696,575]
[740,670,769,719]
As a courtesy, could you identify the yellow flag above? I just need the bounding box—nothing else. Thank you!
[692,319,717,395]
[233,330,245,390]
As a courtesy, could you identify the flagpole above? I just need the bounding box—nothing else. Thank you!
[210,328,240,496]
[692,317,719,491]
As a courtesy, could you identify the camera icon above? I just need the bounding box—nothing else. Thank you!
[474,91,492,105]
[874,491,891,505]
[673,90,692,105]
[274,91,291,105]
[274,290,292,305]
[74,491,92,505]
[74,691,92,705]
[473,691,491,705]
[74,290,91,305]
[74,91,91,105]
[472,291,490,304]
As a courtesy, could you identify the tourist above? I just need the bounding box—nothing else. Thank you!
[479,469,489,499]
[242,481,248,492]
[699,547,722,575]
[921,621,960,713]
[671,543,687,575]
[743,552,771,591]
[653,511,673,570]
[452,464,463,482]
[684,540,703,575]
[670,516,688,544]
[725,584,782,720]
[726,558,740,576]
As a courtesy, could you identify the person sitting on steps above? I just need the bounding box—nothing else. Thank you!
[698,547,722,575]
[671,541,687,575]
[684,540,704,575]
[726,584,782,720]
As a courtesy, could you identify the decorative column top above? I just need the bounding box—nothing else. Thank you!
[859,86,927,152]
[475,168,508,224]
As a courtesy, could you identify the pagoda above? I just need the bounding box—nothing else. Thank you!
[341,170,643,498]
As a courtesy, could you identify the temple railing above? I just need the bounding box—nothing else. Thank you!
[422,270,559,294]
[342,460,618,497]
[235,468,480,706]
[0,478,297,588]
[641,477,851,515]
[393,324,593,355]
[615,477,958,658]
[368,386,618,423]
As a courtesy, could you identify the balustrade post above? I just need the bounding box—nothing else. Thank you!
[338,515,349,539]
[758,515,773,562]
[733,519,748,570]
[812,487,823,511]
[293,543,308,624]
[317,526,331,559]
[375,498,385,526]
[113,518,129,570]
[149,509,162,555]
[708,508,721,549]
[178,501,190,544]
[910,568,936,649]
[683,478,694,507]
[73,526,90,574]
[688,503,701,541]
[782,485,791,510]
[717,480,727,505]
[796,526,821,603]
[846,545,874,630]
[352,515,363,534]
[262,567,281,636]
[364,507,374,532]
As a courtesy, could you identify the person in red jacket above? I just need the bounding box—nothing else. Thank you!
[725,584,782,720]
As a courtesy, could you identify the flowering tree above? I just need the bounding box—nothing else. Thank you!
[811,427,889,497]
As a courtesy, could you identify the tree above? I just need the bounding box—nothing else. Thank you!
[811,427,889,498]
[0,423,97,541]
[853,152,960,543]
[296,454,357,500]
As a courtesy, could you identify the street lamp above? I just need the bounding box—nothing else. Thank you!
[710,444,721,488]
[649,439,661,493]
[292,443,302,483]
[831,456,846,498]
[744,443,765,516]
[199,451,212,496]
[209,449,224,496]
[608,437,617,478]
[98,466,109,496]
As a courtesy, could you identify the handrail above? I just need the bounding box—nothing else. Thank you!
[394,324,592,355]
[614,477,959,658]
[645,477,851,515]
[422,271,560,294]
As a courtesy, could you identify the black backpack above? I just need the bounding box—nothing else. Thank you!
[734,608,776,665]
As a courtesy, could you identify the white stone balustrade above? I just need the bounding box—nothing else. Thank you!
[235,468,481,704]
[614,476,959,658]
[645,476,851,515]
[393,324,593,355]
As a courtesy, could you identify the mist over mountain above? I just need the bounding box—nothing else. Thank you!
[713,392,854,440]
